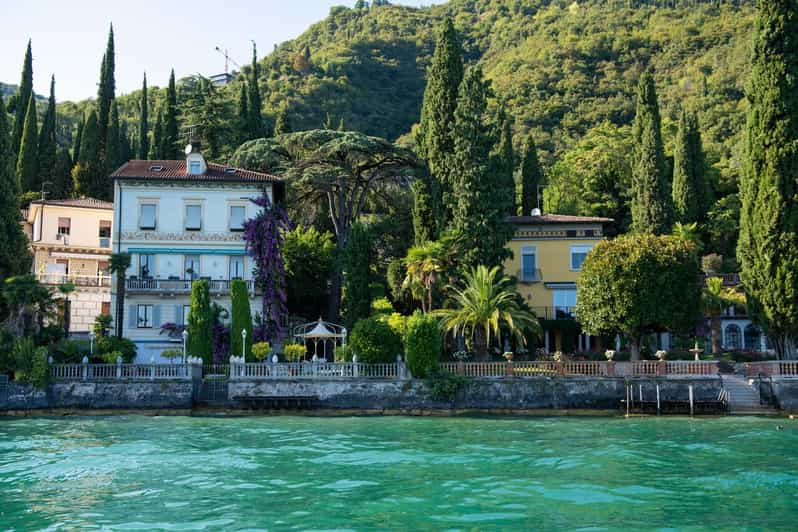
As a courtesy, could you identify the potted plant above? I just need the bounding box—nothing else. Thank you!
[252,341,272,363]
[604,349,616,361]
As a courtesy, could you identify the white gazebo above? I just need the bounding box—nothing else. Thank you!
[292,318,347,360]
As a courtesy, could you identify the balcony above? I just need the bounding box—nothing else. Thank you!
[36,273,111,288]
[126,277,255,295]
[529,306,577,321]
[516,268,542,283]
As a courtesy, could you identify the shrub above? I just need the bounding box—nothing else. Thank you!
[404,311,441,378]
[93,314,113,338]
[384,312,408,342]
[334,344,353,362]
[371,297,394,316]
[230,279,253,360]
[159,348,183,362]
[349,316,402,363]
[96,336,136,363]
[425,367,466,402]
[101,350,126,364]
[29,347,50,389]
[283,343,306,361]
[252,341,272,361]
[49,338,91,363]
[12,338,37,380]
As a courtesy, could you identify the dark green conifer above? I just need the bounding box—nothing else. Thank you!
[105,100,120,174]
[97,24,115,158]
[15,94,38,192]
[738,0,798,358]
[73,109,105,199]
[631,71,671,234]
[37,76,58,193]
[161,70,179,159]
[78,110,100,165]
[72,117,84,163]
[342,222,373,329]
[492,106,516,217]
[273,103,292,135]
[11,40,33,157]
[230,279,253,359]
[247,43,263,139]
[416,18,463,236]
[237,81,249,143]
[51,148,73,199]
[149,108,163,159]
[450,66,513,270]
[412,176,436,245]
[138,73,149,159]
[0,94,32,279]
[518,133,542,215]
[672,108,710,223]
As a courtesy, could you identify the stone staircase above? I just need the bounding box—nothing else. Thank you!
[721,374,777,415]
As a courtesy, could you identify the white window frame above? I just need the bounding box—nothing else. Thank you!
[57,217,71,236]
[139,254,155,278]
[184,203,203,231]
[139,203,157,230]
[228,204,247,232]
[229,256,245,279]
[182,304,191,326]
[520,245,537,282]
[189,160,202,174]
[184,255,201,280]
[570,245,593,271]
[137,304,153,328]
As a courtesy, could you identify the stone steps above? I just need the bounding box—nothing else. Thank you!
[721,375,777,414]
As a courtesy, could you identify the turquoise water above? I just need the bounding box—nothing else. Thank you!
[1,416,797,530]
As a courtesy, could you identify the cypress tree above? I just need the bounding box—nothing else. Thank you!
[97,24,115,158]
[78,110,100,165]
[11,40,33,158]
[138,73,149,159]
[230,279,253,359]
[0,94,32,280]
[15,94,38,193]
[72,116,84,163]
[342,221,373,329]
[492,107,516,217]
[161,70,179,159]
[37,75,58,193]
[738,0,798,358]
[149,108,163,159]
[105,100,120,175]
[518,133,542,215]
[187,279,213,364]
[73,109,105,199]
[672,108,710,224]
[631,72,671,235]
[450,66,513,270]
[51,148,73,199]
[119,122,131,163]
[247,43,263,139]
[237,80,249,143]
[273,103,292,135]
[412,176,436,245]
[416,18,463,236]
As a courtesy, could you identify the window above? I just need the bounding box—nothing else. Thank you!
[98,220,111,238]
[185,204,202,231]
[184,255,200,280]
[725,324,742,350]
[230,256,245,279]
[139,203,156,230]
[229,206,246,231]
[57,217,71,236]
[139,254,154,278]
[520,246,537,282]
[553,288,577,318]
[137,304,153,328]
[182,305,191,326]
[189,160,201,174]
[570,245,593,271]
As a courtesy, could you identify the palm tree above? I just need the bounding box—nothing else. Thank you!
[402,241,445,313]
[108,253,131,339]
[432,265,541,361]
[57,281,75,337]
[703,276,745,354]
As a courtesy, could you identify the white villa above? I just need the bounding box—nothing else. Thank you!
[109,141,284,362]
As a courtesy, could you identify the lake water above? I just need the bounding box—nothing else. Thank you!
[1,415,797,530]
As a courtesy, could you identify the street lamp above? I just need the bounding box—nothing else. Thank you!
[182,329,189,364]
[241,329,247,363]
[88,331,95,356]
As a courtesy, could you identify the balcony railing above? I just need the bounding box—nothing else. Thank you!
[516,268,542,283]
[529,306,577,320]
[126,277,255,294]
[36,272,111,288]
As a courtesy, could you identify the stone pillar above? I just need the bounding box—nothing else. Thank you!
[605,361,615,377]
[544,330,550,353]
[657,360,666,376]
[353,355,359,378]
[116,356,122,380]
[397,354,408,380]
[82,356,89,381]
[505,360,514,377]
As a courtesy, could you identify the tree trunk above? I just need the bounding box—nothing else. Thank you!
[629,335,641,361]
[115,273,125,338]
[474,328,489,361]
[328,267,342,323]
[711,316,721,354]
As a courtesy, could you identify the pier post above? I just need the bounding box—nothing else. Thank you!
[656,384,661,415]
[689,385,694,417]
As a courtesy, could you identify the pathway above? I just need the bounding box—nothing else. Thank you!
[721,374,777,415]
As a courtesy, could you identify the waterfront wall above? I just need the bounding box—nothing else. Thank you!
[1,381,194,411]
[770,378,798,412]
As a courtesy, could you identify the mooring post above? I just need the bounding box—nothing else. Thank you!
[656,384,661,416]
[689,385,694,417]
[626,384,630,416]
[639,384,643,403]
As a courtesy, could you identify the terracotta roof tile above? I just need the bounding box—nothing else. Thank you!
[111,160,283,183]
[30,197,114,210]
[508,214,613,224]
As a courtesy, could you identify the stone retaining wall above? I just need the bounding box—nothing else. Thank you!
[1,381,193,410]
[770,378,798,412]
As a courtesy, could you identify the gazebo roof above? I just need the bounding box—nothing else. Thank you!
[296,319,345,339]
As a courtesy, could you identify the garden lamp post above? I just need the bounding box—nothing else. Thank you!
[182,329,188,363]
[242,328,247,363]
[88,331,95,356]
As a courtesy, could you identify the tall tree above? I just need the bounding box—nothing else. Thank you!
[229,279,253,360]
[273,102,292,136]
[518,133,542,215]
[72,116,84,163]
[0,94,32,280]
[149,108,163,159]
[108,252,131,338]
[11,40,33,158]
[237,80,249,143]
[631,71,671,235]
[415,18,463,236]
[187,279,214,363]
[672,108,711,224]
[738,0,798,359]
[97,24,115,160]
[37,76,58,194]
[342,221,373,329]
[161,70,179,159]
[138,73,149,159]
[450,66,512,270]
[247,43,263,139]
[180,76,231,160]
[77,110,100,166]
[412,176,435,245]
[73,109,106,199]
[492,106,516,217]
[15,94,38,193]
[51,148,73,199]
[105,100,121,174]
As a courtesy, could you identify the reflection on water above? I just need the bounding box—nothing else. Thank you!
[1,415,797,529]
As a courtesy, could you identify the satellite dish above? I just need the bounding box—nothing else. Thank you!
[184,144,193,155]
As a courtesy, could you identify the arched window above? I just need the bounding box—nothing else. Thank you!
[725,324,742,350]
[744,324,761,351]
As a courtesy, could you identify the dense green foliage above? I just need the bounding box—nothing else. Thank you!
[282,225,335,319]
[10,41,32,157]
[230,279,253,359]
[349,315,403,363]
[672,108,711,224]
[404,311,441,378]
[342,222,374,329]
[37,76,57,193]
[575,235,701,360]
[138,74,148,159]
[96,25,115,162]
[15,95,38,192]
[187,279,213,363]
[517,133,542,215]
[738,0,798,358]
[162,70,179,159]
[0,95,31,280]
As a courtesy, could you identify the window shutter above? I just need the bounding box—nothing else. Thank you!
[128,305,137,328]
[153,305,162,328]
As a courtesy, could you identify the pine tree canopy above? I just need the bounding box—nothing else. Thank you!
[97,24,116,158]
[162,69,179,159]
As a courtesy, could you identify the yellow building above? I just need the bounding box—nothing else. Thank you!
[25,198,114,333]
[504,213,611,353]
